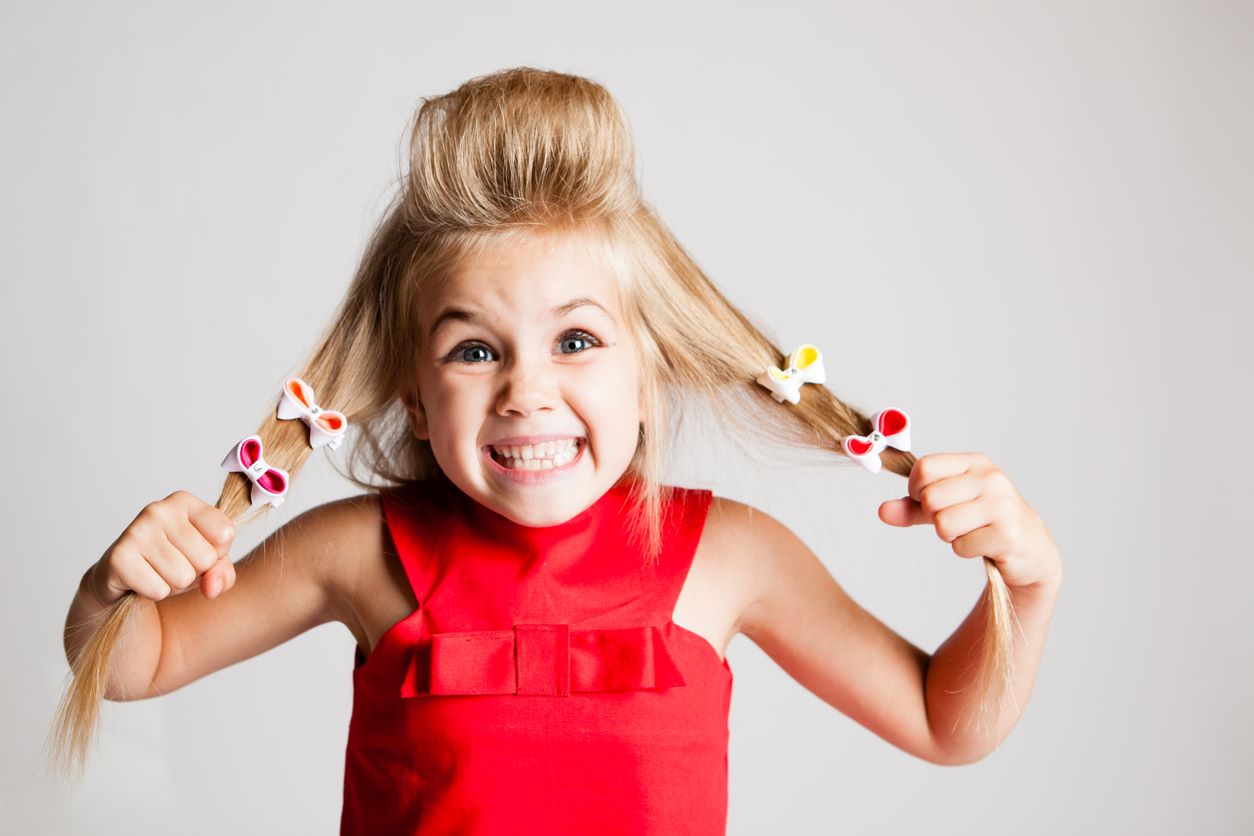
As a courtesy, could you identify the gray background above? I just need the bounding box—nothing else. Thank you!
[4,1,1251,833]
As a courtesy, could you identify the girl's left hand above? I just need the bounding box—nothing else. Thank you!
[876,453,1062,589]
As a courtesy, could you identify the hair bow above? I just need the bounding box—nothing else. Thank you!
[842,408,911,474]
[277,377,347,450]
[221,435,289,508]
[756,343,826,404]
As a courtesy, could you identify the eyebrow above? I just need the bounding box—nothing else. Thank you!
[427,296,615,341]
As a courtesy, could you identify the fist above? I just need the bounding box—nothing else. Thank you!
[877,452,1062,588]
[92,490,237,604]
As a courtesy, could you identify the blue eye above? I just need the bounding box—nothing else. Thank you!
[454,344,494,364]
[559,331,601,354]
[443,330,602,365]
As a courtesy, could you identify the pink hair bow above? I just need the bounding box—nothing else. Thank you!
[277,377,347,450]
[842,408,911,473]
[221,435,289,508]
[756,343,826,404]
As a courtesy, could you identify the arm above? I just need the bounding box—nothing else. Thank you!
[724,495,1051,766]
[65,493,380,701]
[924,568,1061,763]
[882,452,1064,762]
[720,497,947,764]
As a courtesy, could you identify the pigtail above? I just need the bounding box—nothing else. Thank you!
[47,418,315,782]
[598,205,1022,743]
[48,586,141,782]
[47,191,438,781]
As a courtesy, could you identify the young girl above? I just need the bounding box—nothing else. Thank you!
[56,66,1063,834]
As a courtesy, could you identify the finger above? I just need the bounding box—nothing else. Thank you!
[916,472,983,517]
[143,532,198,595]
[200,556,234,599]
[165,516,223,575]
[933,497,995,546]
[185,499,236,556]
[950,523,1002,560]
[878,497,930,527]
[907,453,983,502]
[109,540,171,601]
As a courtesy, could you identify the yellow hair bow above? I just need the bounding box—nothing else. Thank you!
[756,344,826,404]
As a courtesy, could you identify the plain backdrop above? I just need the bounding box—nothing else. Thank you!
[4,2,1251,834]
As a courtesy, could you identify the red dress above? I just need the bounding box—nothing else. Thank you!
[339,472,734,835]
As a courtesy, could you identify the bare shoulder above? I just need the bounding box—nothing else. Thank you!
[673,494,777,659]
[693,494,794,639]
[301,492,388,628]
[143,492,384,699]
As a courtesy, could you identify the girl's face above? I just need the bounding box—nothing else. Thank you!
[407,231,645,527]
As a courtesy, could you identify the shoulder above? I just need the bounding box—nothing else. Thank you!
[295,490,385,545]
[689,493,803,638]
[700,494,797,561]
[285,491,388,627]
[696,493,869,646]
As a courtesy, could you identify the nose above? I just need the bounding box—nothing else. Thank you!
[495,353,557,418]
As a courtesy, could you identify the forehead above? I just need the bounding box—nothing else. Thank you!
[422,231,623,335]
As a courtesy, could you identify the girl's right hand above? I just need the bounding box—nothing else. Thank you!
[91,491,238,605]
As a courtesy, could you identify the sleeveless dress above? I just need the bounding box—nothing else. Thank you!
[339,472,734,835]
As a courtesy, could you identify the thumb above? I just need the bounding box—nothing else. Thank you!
[878,496,929,527]
[200,555,236,599]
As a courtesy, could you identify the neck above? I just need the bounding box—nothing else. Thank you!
[437,471,642,565]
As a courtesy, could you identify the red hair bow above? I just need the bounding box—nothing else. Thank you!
[842,408,911,474]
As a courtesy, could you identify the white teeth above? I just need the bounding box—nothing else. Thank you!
[489,438,582,469]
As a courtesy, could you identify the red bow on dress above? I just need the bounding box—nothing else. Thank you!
[400,623,686,697]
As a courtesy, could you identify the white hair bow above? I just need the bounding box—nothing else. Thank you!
[221,435,289,508]
[842,408,911,474]
[756,344,826,404]
[277,377,348,450]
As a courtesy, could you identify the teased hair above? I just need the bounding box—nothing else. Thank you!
[52,66,1019,778]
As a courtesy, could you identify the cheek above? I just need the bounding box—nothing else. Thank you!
[414,377,480,441]
[574,361,632,404]
[426,369,489,407]
[578,371,640,438]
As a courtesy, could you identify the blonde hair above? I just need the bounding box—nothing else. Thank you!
[51,66,1019,778]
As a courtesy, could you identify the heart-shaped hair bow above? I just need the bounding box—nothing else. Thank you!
[842,408,911,474]
[756,343,826,404]
[221,435,289,508]
[277,377,347,450]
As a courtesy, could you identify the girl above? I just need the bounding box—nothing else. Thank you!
[56,67,1062,834]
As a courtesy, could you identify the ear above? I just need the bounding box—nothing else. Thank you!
[400,386,430,442]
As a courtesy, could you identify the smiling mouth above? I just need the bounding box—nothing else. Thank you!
[485,438,585,471]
